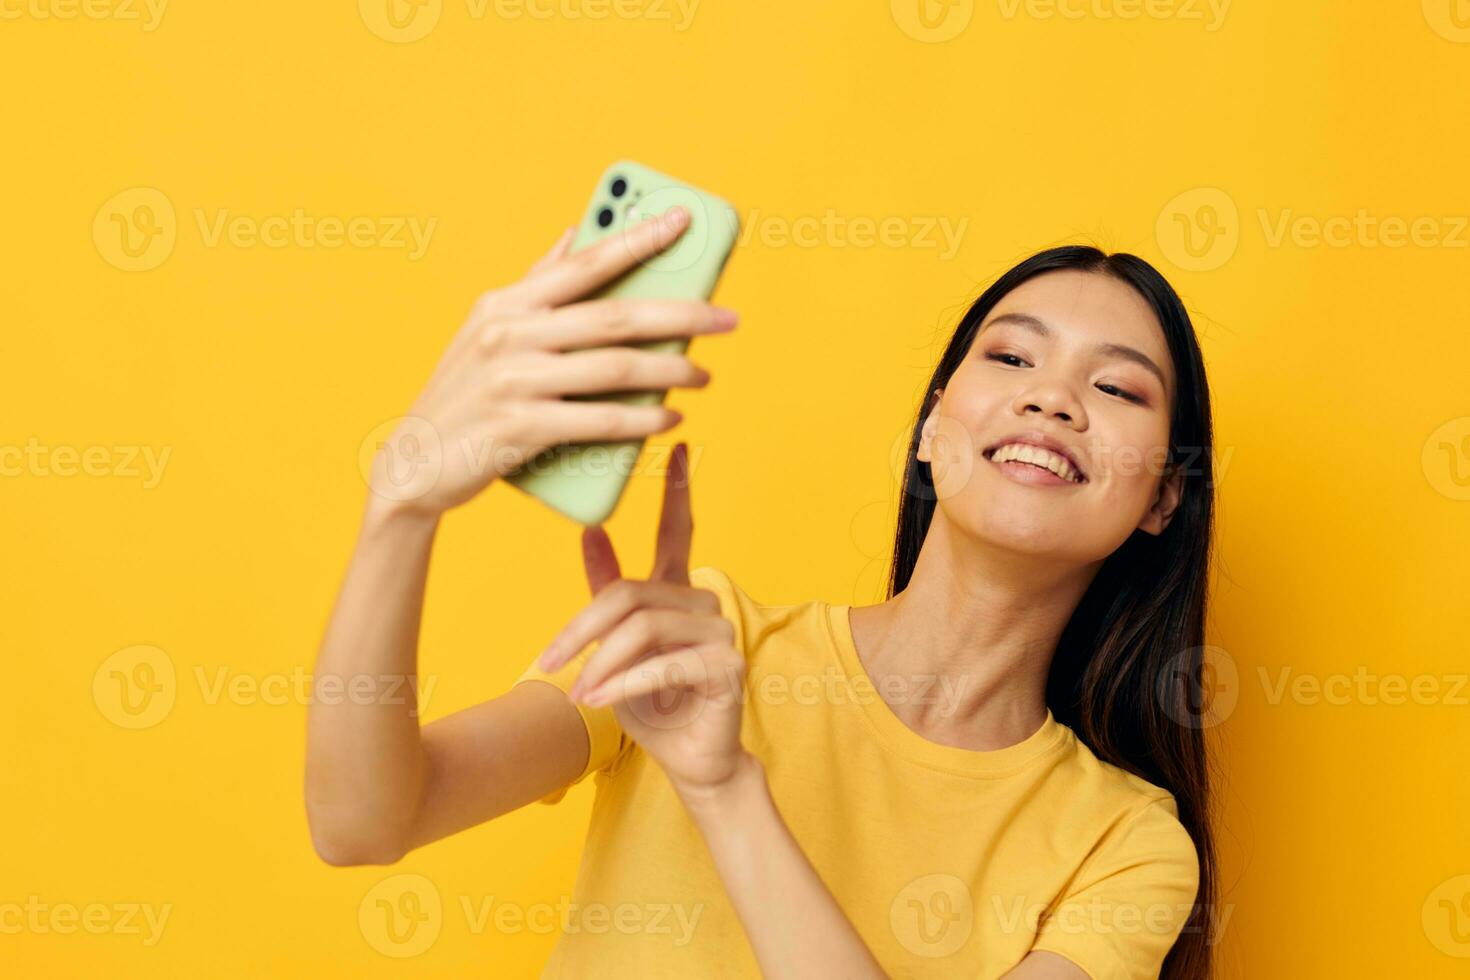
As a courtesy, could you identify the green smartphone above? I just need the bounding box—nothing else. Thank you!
[502,160,740,525]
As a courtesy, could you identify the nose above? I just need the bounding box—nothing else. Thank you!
[1012,378,1085,427]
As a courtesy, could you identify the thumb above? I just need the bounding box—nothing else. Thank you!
[581,524,622,596]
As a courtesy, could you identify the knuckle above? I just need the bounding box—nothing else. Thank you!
[487,400,532,438]
[600,349,637,387]
[570,246,603,276]
[478,322,510,355]
[481,367,510,400]
[599,298,633,334]
[608,577,639,606]
[624,608,657,644]
[472,289,505,321]
[485,355,536,399]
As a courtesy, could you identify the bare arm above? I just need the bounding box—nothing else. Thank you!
[303,502,590,865]
[303,205,738,865]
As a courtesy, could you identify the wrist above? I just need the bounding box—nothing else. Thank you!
[362,495,442,539]
[673,752,767,823]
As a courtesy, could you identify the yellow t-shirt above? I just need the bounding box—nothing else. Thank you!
[514,566,1200,980]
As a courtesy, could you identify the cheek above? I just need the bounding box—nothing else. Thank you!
[925,413,982,500]
[1089,425,1173,507]
[940,379,1007,437]
[920,383,1000,491]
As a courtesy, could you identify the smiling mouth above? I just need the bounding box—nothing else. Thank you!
[981,443,1087,485]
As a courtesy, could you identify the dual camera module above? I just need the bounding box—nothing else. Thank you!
[595,176,631,229]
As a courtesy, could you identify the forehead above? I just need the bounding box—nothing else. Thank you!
[981,269,1173,385]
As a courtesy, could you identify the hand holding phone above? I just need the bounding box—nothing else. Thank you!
[365,183,738,520]
[503,161,740,524]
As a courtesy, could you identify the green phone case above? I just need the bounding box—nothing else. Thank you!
[502,160,740,525]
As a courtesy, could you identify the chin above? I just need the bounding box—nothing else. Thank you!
[955,504,1071,555]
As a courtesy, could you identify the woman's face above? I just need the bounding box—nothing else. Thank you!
[917,268,1183,564]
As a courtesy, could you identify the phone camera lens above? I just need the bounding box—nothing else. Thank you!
[610,177,628,198]
[596,207,614,228]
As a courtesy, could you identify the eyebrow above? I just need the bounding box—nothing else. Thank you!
[979,312,1169,393]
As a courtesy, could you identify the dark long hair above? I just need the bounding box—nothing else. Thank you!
[887,246,1218,979]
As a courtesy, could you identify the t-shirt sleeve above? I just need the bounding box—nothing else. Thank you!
[1028,795,1202,980]
[512,643,630,806]
[689,564,744,652]
[510,565,740,806]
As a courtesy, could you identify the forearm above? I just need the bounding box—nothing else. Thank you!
[677,755,889,980]
[304,498,441,864]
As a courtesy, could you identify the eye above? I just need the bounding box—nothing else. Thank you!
[987,350,1146,404]
[1097,383,1144,404]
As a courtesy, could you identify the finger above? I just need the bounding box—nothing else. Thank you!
[490,298,738,355]
[651,442,692,584]
[503,399,683,454]
[512,206,691,310]
[581,644,739,708]
[537,579,717,672]
[582,525,621,596]
[566,608,728,699]
[528,226,577,275]
[509,347,709,399]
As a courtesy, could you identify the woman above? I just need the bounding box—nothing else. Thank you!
[305,205,1218,978]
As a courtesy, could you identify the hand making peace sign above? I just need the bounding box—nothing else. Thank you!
[535,443,749,796]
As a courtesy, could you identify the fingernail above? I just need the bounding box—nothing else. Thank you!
[582,688,608,706]
[711,307,739,330]
[664,206,689,229]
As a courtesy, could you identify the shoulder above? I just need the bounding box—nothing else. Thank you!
[1030,736,1202,977]
[1057,727,1192,819]
[1051,730,1201,894]
[1039,727,1202,898]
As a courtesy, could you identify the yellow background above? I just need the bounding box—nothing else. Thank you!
[4,0,1469,975]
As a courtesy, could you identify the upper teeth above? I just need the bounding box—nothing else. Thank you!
[991,443,1083,483]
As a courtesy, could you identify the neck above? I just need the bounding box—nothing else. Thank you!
[849,511,1101,751]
